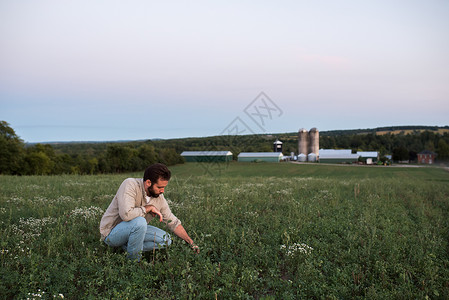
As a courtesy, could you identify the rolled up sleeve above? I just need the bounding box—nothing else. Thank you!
[154,195,181,232]
[161,205,181,232]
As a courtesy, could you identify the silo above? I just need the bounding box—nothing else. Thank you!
[308,128,319,156]
[298,128,308,156]
[297,153,307,162]
[308,152,317,162]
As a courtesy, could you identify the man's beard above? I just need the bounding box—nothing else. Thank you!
[147,184,160,198]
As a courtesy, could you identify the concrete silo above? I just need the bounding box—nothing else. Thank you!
[298,128,309,156]
[308,128,319,156]
[297,153,307,162]
[307,152,317,162]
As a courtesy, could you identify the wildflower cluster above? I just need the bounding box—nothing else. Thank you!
[312,190,333,201]
[26,289,64,299]
[232,188,243,194]
[280,243,314,256]
[7,196,81,205]
[26,184,46,190]
[16,240,30,255]
[69,206,104,221]
[7,197,23,204]
[242,183,264,188]
[275,189,293,195]
[244,211,259,218]
[10,217,58,240]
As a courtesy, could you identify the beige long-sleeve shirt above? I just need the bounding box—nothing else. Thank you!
[99,178,181,240]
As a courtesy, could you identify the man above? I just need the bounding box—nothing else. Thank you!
[100,163,198,260]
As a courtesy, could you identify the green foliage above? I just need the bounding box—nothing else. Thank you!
[0,121,184,175]
[392,146,409,162]
[0,121,25,174]
[0,164,448,298]
[437,139,449,161]
[23,151,54,175]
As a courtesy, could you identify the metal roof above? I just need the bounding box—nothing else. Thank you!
[181,151,232,156]
[238,152,284,157]
[418,150,437,155]
[319,149,358,159]
[319,149,352,155]
[357,151,379,157]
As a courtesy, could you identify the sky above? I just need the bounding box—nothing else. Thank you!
[1,0,448,143]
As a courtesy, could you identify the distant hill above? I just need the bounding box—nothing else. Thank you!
[315,125,449,137]
[41,125,449,148]
[30,125,449,146]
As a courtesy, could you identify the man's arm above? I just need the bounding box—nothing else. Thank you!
[145,205,163,222]
[173,225,199,253]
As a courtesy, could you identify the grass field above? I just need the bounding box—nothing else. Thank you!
[1,162,448,299]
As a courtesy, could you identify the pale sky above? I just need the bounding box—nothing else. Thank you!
[1,0,448,142]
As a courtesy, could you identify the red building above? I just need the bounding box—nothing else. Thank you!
[417,150,437,164]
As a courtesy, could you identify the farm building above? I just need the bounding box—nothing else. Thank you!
[319,149,359,164]
[180,151,233,162]
[237,152,283,163]
[356,151,379,164]
[417,150,437,164]
[273,140,283,152]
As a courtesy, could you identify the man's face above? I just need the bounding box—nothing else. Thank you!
[146,179,168,198]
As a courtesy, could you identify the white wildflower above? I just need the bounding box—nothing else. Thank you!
[280,242,313,256]
[69,206,104,220]
[244,211,259,218]
[275,189,292,195]
[11,216,58,241]
[7,197,23,204]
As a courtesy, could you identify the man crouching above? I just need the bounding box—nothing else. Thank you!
[100,163,198,261]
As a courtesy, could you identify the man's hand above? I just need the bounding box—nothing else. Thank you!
[191,243,200,254]
[145,205,163,222]
[173,225,199,254]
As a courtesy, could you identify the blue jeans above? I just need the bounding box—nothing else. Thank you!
[104,217,172,260]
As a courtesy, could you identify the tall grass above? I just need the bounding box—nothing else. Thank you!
[0,163,448,299]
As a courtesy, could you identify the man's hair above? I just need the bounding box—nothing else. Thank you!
[143,163,171,183]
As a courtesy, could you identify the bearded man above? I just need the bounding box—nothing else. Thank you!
[99,163,198,260]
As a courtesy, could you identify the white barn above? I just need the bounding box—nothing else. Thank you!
[319,149,359,164]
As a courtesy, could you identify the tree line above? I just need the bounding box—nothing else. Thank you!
[0,121,184,175]
[1,121,449,175]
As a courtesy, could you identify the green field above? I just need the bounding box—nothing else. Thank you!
[1,163,448,299]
